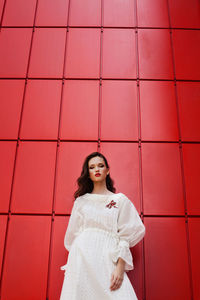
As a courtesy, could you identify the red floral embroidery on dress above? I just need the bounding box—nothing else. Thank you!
[106,200,118,209]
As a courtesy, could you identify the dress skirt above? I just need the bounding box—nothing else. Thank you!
[60,227,138,300]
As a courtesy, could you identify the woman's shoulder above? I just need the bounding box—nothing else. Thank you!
[116,193,137,209]
[74,195,85,202]
[117,192,130,201]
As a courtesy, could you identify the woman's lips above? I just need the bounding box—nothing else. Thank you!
[95,173,101,177]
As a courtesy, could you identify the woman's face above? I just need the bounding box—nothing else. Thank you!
[88,156,109,182]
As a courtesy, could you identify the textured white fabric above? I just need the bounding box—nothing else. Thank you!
[59,192,145,300]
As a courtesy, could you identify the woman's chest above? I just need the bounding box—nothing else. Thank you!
[80,198,119,223]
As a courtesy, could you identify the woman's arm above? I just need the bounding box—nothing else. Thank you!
[110,194,145,291]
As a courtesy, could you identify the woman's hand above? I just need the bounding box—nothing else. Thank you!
[110,258,125,291]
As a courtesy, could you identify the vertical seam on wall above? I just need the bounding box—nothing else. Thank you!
[166,1,194,299]
[134,1,146,300]
[179,141,194,300]
[17,0,38,139]
[45,1,71,299]
[98,0,103,152]
[0,212,10,299]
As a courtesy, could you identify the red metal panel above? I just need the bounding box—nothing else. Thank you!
[2,0,36,26]
[65,28,100,78]
[48,216,69,300]
[55,142,97,214]
[20,80,62,139]
[168,0,200,29]
[0,142,16,213]
[173,30,200,80]
[0,215,7,274]
[182,144,200,215]
[11,141,56,213]
[101,142,141,212]
[140,81,179,141]
[138,29,173,80]
[137,0,169,28]
[188,218,200,300]
[145,217,191,300]
[101,80,138,140]
[1,215,51,300]
[103,0,136,27]
[102,29,136,79]
[29,28,66,78]
[142,143,185,215]
[0,80,25,139]
[0,28,32,77]
[69,0,101,26]
[129,243,144,300]
[177,82,200,142]
[36,0,69,26]
[60,80,99,140]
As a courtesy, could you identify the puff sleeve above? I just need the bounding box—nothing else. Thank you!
[110,194,145,272]
[63,197,83,252]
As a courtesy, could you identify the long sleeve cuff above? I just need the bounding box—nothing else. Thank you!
[109,240,134,272]
[60,263,67,271]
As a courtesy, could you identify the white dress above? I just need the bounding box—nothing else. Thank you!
[59,192,146,300]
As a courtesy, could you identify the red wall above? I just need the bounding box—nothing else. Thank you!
[0,0,200,299]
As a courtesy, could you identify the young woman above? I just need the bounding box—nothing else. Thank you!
[59,151,145,300]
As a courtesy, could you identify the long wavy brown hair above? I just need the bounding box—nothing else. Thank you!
[73,152,116,200]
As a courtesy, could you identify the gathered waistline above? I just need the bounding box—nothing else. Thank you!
[61,227,120,271]
[78,226,120,241]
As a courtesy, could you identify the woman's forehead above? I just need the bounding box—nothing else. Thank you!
[88,156,104,165]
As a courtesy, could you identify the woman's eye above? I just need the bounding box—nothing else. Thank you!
[89,165,104,169]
